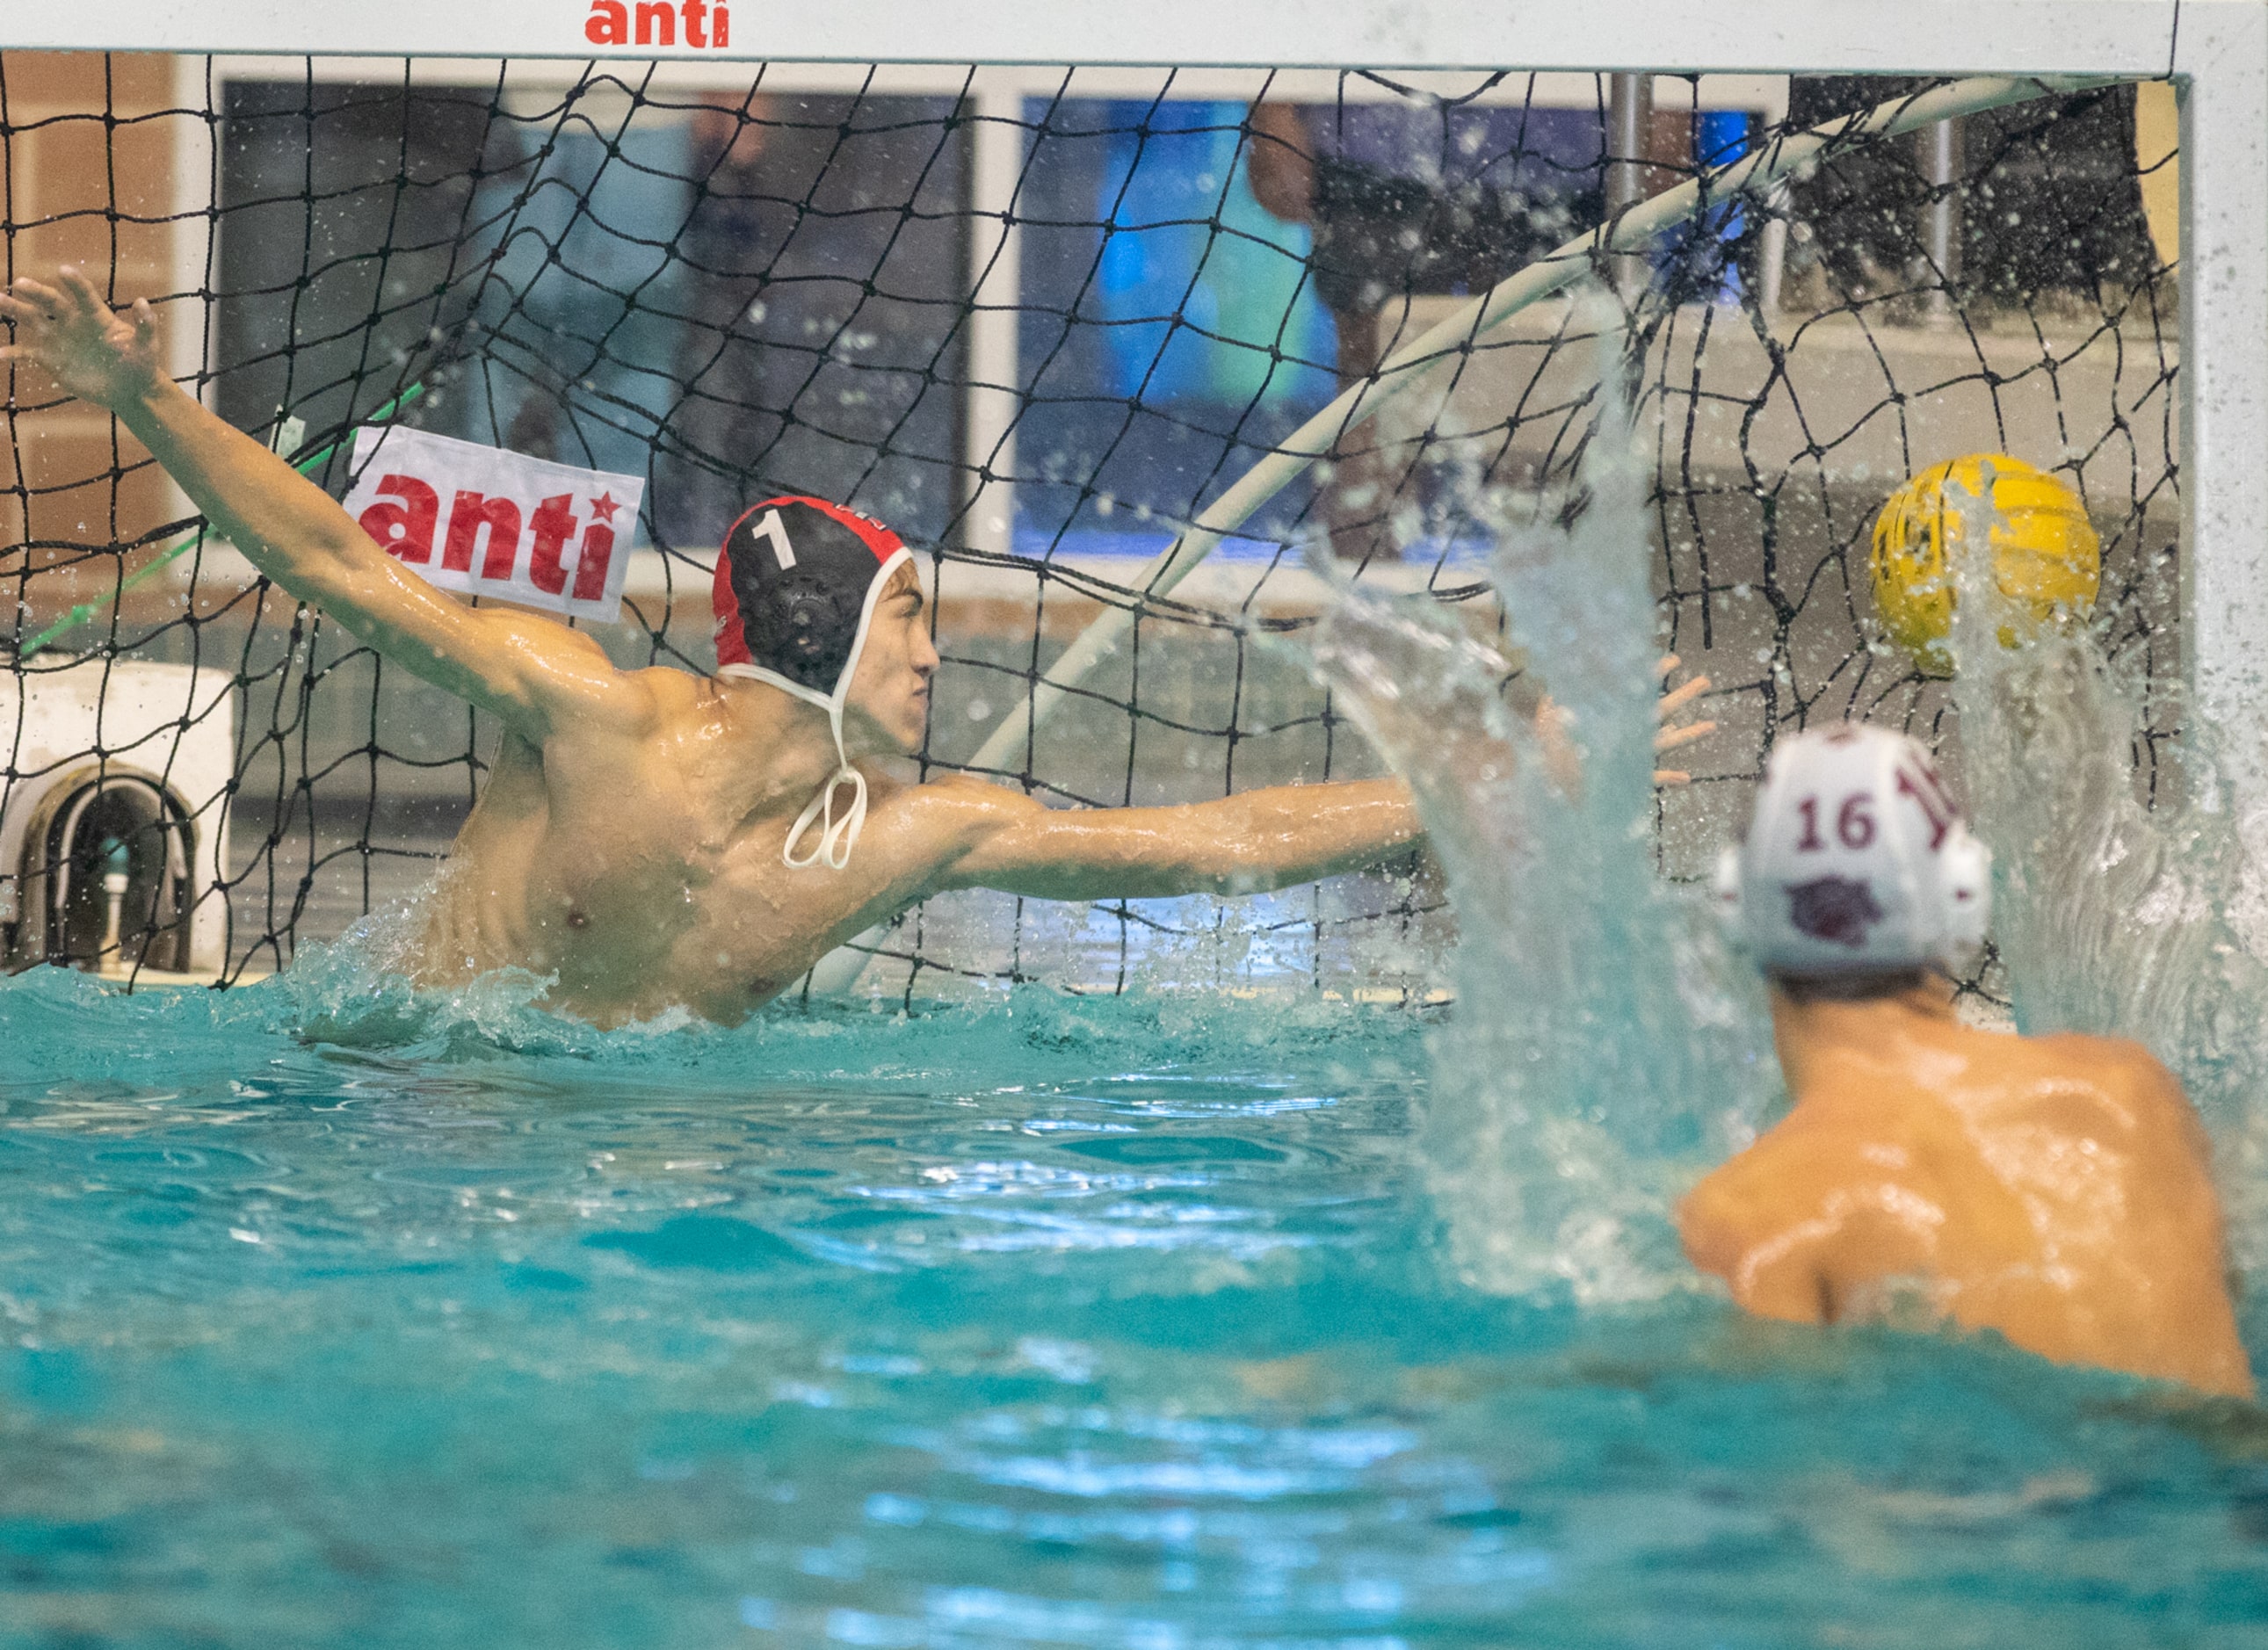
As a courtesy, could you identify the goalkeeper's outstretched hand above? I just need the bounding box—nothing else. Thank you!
[1649,655,1718,786]
[0,266,163,409]
[1533,655,1718,793]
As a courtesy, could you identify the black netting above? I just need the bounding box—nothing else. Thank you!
[0,57,2180,997]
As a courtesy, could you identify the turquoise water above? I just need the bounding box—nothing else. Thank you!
[4,966,2267,1648]
[14,347,2268,1646]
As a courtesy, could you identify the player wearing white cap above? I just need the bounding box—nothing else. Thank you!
[1683,723,2253,1397]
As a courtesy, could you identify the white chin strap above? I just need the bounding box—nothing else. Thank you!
[783,708,867,870]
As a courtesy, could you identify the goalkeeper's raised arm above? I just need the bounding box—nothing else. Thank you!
[0,269,640,741]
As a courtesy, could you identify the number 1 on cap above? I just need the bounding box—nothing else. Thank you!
[753,508,797,570]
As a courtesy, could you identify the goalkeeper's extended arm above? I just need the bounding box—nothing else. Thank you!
[4,271,395,601]
[122,382,391,614]
[945,778,1424,901]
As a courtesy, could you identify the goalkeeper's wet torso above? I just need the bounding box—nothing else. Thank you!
[405,668,982,1027]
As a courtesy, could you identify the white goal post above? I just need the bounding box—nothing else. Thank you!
[8,0,2267,800]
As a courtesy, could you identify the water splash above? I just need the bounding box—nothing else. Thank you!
[1290,329,1771,1303]
[1937,478,2268,1260]
[264,879,661,1059]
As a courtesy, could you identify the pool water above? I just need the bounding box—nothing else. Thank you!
[4,966,2266,1649]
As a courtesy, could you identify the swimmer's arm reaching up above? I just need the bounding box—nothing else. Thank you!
[935,778,1422,901]
[0,270,642,740]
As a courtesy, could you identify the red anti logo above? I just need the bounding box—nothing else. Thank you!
[359,481,620,603]
[584,1,730,47]
[344,425,643,623]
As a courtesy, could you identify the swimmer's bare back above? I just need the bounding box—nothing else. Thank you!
[1679,977,2254,1398]
[3,269,1451,1024]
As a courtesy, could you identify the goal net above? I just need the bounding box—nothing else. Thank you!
[0,54,2181,998]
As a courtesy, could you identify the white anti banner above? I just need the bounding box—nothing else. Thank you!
[342,426,643,624]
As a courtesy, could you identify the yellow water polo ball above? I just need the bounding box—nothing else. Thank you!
[1868,452,2100,675]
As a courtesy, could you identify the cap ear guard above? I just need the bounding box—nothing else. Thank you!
[1938,823,1992,965]
[1714,842,1746,937]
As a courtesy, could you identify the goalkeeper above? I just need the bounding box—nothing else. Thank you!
[4,269,1709,1024]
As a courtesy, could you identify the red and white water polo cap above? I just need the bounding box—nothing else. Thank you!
[712,496,913,870]
[1714,723,1991,977]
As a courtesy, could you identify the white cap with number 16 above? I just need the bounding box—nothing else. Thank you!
[1714,724,1991,979]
